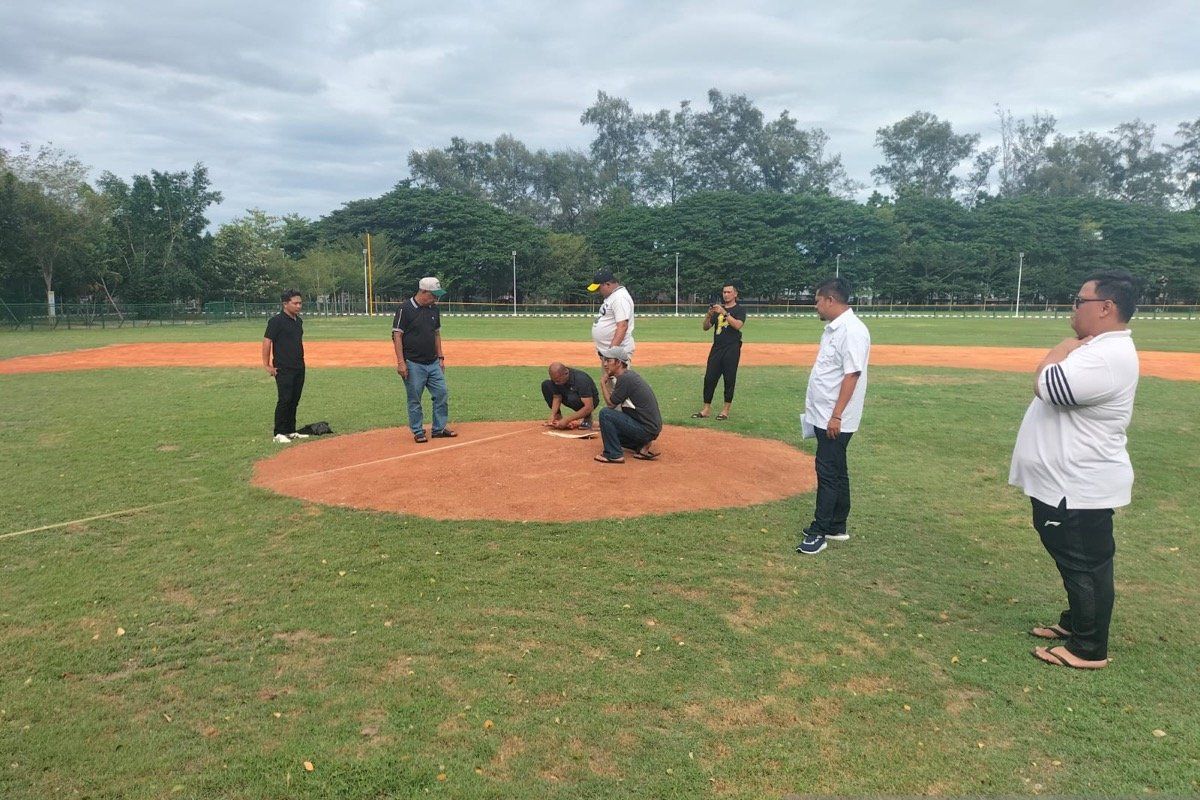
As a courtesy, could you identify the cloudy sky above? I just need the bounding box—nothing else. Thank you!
[2,0,1197,226]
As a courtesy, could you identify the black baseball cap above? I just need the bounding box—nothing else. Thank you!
[587,270,616,292]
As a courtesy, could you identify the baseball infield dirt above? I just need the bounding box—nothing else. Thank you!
[3,339,1199,379]
[252,421,817,522]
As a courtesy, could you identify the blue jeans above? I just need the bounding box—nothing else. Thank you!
[404,359,449,434]
[598,407,654,460]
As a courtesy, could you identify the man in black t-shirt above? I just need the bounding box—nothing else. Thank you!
[392,277,456,443]
[692,283,747,421]
[542,362,599,429]
[262,289,307,443]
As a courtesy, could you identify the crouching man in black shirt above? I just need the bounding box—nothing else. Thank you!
[594,347,662,464]
[542,362,599,430]
[263,289,307,444]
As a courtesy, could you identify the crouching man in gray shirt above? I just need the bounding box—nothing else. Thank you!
[594,346,662,464]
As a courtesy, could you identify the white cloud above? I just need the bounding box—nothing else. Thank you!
[2,0,1198,224]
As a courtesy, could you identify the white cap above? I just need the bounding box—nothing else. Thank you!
[419,277,446,297]
[599,346,630,364]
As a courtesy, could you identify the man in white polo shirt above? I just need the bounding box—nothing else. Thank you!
[797,277,871,556]
[589,269,635,361]
[1010,270,1140,670]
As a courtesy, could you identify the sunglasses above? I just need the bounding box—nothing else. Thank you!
[1073,296,1108,309]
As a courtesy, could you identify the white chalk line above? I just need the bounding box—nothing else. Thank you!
[2,425,548,539]
[1,492,213,541]
[266,424,544,484]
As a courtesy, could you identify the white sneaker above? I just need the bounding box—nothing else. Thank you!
[273,434,292,444]
[288,432,309,439]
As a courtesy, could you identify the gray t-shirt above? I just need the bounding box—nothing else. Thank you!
[609,369,662,438]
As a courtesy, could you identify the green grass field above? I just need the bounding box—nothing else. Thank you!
[1,318,1197,798]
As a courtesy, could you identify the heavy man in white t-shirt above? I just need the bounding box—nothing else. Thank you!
[589,269,636,406]
[797,278,871,556]
[1010,271,1140,670]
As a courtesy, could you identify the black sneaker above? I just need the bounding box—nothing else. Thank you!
[797,533,827,555]
[431,428,458,438]
[413,431,428,443]
[804,524,848,542]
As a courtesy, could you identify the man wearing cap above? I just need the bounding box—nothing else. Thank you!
[542,362,599,430]
[1011,270,1140,671]
[589,269,635,365]
[392,277,457,444]
[594,347,662,464]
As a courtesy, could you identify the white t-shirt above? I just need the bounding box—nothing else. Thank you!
[591,285,635,354]
[803,308,871,433]
[1009,330,1139,509]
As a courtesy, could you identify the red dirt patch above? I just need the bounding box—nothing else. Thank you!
[3,339,1198,380]
[251,421,815,522]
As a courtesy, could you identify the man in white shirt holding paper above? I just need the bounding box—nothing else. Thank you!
[797,277,871,556]
[1010,270,1140,670]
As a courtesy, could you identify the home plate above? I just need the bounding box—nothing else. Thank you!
[543,430,597,439]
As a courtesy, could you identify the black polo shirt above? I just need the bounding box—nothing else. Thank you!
[548,367,599,404]
[392,297,441,364]
[264,312,304,369]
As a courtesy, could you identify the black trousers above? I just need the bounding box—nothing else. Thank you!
[1031,497,1116,661]
[273,366,305,435]
[541,380,590,416]
[809,427,853,535]
[702,345,741,404]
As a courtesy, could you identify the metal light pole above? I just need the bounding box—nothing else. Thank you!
[836,253,841,278]
[674,252,680,316]
[511,250,517,317]
[1014,251,1025,318]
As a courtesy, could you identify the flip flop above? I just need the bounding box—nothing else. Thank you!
[1030,624,1072,640]
[1031,645,1108,670]
[594,455,625,464]
[690,412,709,419]
[632,450,659,461]
[715,413,728,420]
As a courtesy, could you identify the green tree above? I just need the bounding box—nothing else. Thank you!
[542,232,597,302]
[643,101,696,204]
[305,186,551,302]
[96,164,222,302]
[207,210,290,301]
[1,143,92,313]
[995,107,1058,197]
[1173,117,1200,208]
[688,90,764,193]
[580,91,650,201]
[873,111,980,199]
[1109,120,1175,207]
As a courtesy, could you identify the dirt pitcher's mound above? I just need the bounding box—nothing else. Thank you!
[252,421,815,522]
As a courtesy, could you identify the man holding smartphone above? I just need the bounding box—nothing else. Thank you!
[692,282,746,421]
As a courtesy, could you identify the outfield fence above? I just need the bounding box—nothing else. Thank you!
[2,299,1197,330]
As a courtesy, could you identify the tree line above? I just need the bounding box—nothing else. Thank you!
[3,90,1200,312]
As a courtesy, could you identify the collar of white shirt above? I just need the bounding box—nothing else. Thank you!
[825,307,857,332]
